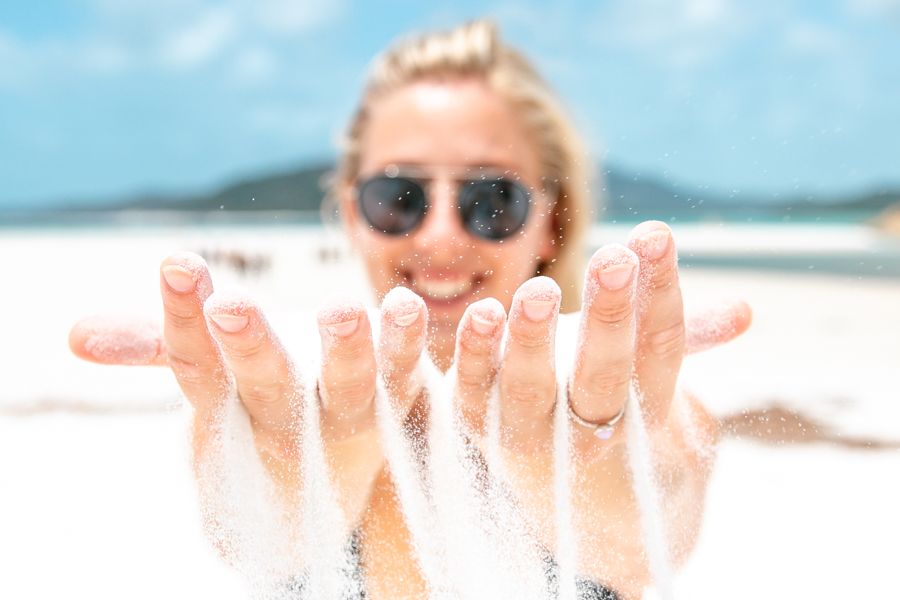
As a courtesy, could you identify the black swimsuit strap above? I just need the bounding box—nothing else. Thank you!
[280,529,620,599]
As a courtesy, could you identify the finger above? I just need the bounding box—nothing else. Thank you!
[378,287,428,418]
[204,291,299,439]
[685,300,753,354]
[69,315,167,366]
[453,297,506,434]
[628,222,684,426]
[499,276,560,446]
[317,297,377,438]
[569,244,639,433]
[160,253,230,415]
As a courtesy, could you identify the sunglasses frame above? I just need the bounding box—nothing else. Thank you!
[355,165,536,242]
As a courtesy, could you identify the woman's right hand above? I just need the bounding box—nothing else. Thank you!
[69,252,428,532]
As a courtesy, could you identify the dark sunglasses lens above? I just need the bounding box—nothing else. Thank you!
[358,177,426,235]
[459,179,531,240]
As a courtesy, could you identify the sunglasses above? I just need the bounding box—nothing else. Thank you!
[356,167,534,241]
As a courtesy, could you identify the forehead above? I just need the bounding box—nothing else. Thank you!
[358,79,541,177]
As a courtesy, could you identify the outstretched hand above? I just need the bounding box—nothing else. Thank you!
[70,253,432,530]
[446,221,736,594]
[69,221,750,593]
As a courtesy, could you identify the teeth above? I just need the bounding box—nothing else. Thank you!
[413,277,474,300]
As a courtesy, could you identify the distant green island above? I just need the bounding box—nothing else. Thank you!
[4,162,899,225]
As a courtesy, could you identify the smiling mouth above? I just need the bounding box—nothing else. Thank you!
[405,272,484,304]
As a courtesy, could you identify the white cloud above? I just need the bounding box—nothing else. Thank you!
[250,0,345,34]
[785,22,846,55]
[232,46,278,84]
[0,0,346,86]
[0,30,128,89]
[158,8,238,69]
[683,0,729,26]
[589,0,748,69]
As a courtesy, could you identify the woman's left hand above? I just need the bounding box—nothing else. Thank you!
[451,221,749,595]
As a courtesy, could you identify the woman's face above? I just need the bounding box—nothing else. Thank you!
[342,79,556,364]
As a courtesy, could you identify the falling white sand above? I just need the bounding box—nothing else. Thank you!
[188,306,680,598]
[3,224,899,599]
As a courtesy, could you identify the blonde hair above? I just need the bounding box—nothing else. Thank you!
[335,20,594,312]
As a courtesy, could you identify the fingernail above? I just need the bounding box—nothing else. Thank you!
[327,318,359,337]
[471,313,497,335]
[162,265,196,293]
[638,230,670,261]
[209,313,249,333]
[522,299,555,322]
[392,310,419,327]
[598,262,635,290]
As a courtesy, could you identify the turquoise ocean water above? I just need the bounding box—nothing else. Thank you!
[3,209,899,279]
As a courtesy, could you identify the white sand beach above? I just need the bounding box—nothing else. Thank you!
[2,223,898,599]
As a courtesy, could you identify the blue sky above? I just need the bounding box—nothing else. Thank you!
[1,0,898,208]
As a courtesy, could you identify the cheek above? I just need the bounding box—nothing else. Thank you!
[482,239,544,285]
[357,234,406,292]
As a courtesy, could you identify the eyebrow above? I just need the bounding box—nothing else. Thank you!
[388,163,516,179]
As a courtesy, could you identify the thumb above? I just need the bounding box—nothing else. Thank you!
[69,315,168,366]
[684,300,752,354]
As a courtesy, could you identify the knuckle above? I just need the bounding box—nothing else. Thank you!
[457,333,492,357]
[163,295,201,324]
[581,362,633,394]
[645,322,685,357]
[166,349,200,374]
[321,352,376,407]
[166,306,205,331]
[328,339,370,363]
[238,381,286,408]
[322,375,375,411]
[167,351,222,389]
[509,327,552,354]
[502,378,555,406]
[646,261,678,292]
[223,336,268,362]
[457,362,495,392]
[588,299,634,327]
[381,336,425,373]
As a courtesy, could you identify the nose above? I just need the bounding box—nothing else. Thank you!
[412,178,469,261]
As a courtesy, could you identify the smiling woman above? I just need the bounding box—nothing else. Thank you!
[342,79,565,369]
[68,19,751,600]
[333,27,595,372]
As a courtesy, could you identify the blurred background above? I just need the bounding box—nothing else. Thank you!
[1,1,899,599]
[2,0,899,227]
